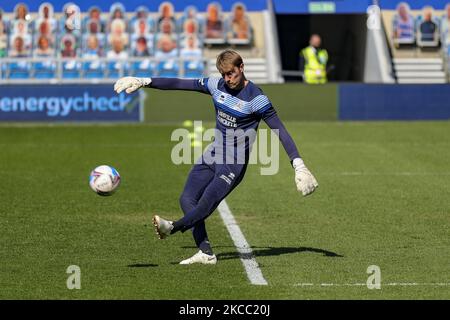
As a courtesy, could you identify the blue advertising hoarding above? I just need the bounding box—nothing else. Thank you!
[0,84,143,122]
[339,84,450,120]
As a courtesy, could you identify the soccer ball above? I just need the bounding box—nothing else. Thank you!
[89,165,121,196]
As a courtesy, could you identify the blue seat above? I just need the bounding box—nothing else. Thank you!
[0,63,6,79]
[8,62,31,79]
[33,62,56,79]
[106,61,129,78]
[83,61,105,78]
[183,60,204,78]
[131,60,154,77]
[157,60,179,77]
[62,61,81,78]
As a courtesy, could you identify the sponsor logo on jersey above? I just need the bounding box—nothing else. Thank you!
[217,110,237,128]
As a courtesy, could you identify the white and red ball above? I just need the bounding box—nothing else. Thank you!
[89,165,121,196]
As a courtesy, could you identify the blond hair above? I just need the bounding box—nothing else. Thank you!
[216,49,243,73]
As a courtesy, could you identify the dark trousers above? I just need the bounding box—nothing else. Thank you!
[177,159,247,252]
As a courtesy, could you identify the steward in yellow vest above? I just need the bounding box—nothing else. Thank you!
[300,34,328,84]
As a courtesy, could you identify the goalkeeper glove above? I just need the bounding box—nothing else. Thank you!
[114,77,152,94]
[292,158,319,196]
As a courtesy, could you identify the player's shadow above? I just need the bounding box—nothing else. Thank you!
[218,246,344,260]
[181,246,343,260]
[127,263,159,268]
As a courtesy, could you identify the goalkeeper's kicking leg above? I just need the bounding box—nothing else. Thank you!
[152,163,246,264]
[179,162,215,258]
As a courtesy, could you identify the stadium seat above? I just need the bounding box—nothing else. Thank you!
[33,61,56,79]
[131,59,155,77]
[83,61,105,78]
[106,60,129,78]
[130,6,156,33]
[391,3,416,46]
[177,5,205,34]
[157,60,179,77]
[62,61,81,78]
[203,2,226,45]
[416,9,441,48]
[0,63,6,79]
[82,6,106,33]
[8,61,31,79]
[130,34,154,57]
[0,3,260,82]
[157,1,176,31]
[183,60,204,78]
[226,2,252,45]
[108,2,129,33]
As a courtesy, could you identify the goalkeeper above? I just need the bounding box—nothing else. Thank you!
[114,50,318,265]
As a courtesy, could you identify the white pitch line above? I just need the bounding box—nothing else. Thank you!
[218,200,268,286]
[294,283,450,287]
[325,172,450,176]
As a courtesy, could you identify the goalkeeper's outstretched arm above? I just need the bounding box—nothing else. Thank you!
[114,76,210,94]
[262,106,319,197]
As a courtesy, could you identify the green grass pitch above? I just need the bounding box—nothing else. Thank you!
[1,121,449,299]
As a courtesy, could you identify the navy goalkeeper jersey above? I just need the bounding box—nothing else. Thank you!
[198,76,277,164]
[149,76,300,165]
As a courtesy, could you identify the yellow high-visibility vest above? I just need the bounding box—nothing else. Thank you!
[301,46,328,84]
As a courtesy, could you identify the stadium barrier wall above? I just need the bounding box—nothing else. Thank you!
[0,84,143,122]
[1,83,449,122]
[339,84,450,120]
